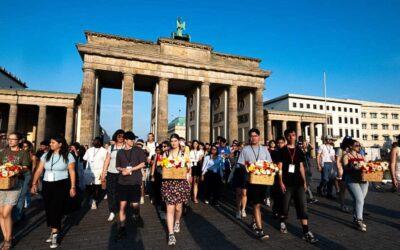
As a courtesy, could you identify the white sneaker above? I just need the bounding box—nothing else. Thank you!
[241,210,247,218]
[236,211,241,219]
[49,233,58,248]
[91,200,97,210]
[104,194,108,200]
[140,197,145,204]
[107,212,115,222]
[265,198,271,207]
[45,233,53,243]
[173,222,180,233]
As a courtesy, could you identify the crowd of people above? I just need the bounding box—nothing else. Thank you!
[0,128,399,249]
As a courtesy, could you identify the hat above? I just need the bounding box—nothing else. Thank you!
[136,139,144,145]
[324,135,333,141]
[124,131,138,140]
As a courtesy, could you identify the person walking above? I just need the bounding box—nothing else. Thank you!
[237,128,273,240]
[189,140,204,204]
[115,131,146,240]
[317,136,336,199]
[336,136,353,212]
[278,129,318,244]
[161,134,191,246]
[101,129,125,221]
[342,140,369,231]
[271,136,286,218]
[0,132,30,249]
[301,140,318,204]
[389,135,400,192]
[201,144,224,206]
[83,137,108,209]
[31,135,77,249]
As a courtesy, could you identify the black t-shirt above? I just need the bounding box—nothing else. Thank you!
[278,146,305,187]
[116,147,146,186]
[269,149,281,164]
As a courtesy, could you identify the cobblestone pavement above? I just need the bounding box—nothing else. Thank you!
[11,179,400,250]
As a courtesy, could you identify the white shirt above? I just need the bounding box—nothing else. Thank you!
[318,144,336,164]
[189,149,204,167]
[107,144,124,174]
[145,141,157,159]
[83,147,108,172]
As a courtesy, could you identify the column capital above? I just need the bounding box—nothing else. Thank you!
[202,81,210,86]
[123,72,135,78]
[159,77,169,83]
[229,84,238,89]
[82,67,95,73]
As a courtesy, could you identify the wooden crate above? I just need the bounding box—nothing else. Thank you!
[162,167,187,180]
[249,173,275,185]
[0,176,18,190]
[351,171,383,182]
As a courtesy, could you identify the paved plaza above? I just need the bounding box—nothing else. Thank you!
[10,176,400,250]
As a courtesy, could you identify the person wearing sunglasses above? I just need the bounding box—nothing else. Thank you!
[342,140,368,232]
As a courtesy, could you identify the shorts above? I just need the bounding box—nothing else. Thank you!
[117,184,141,203]
[248,184,268,205]
[0,181,22,206]
[191,164,202,177]
[232,167,248,189]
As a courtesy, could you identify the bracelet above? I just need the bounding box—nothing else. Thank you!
[71,186,76,189]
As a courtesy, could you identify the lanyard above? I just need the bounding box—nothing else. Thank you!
[50,154,61,171]
[250,145,260,162]
[93,148,99,159]
[287,146,296,164]
[123,149,133,166]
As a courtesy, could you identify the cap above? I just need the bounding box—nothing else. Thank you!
[136,139,144,145]
[324,135,333,140]
[124,131,138,140]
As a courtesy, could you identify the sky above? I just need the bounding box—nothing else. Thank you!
[1,0,399,139]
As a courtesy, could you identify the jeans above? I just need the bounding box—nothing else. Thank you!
[318,162,335,196]
[13,171,31,222]
[346,177,368,220]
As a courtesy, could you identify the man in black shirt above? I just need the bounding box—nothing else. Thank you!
[115,131,146,239]
[278,129,318,244]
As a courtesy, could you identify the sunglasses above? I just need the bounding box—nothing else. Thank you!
[354,144,361,147]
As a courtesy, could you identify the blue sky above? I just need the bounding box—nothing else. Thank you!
[1,0,399,139]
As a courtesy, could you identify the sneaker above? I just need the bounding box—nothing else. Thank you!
[91,200,97,210]
[236,211,241,219]
[303,231,318,244]
[104,194,108,200]
[45,233,53,243]
[49,233,58,248]
[280,222,288,234]
[250,221,257,231]
[204,200,209,204]
[241,210,247,218]
[265,198,271,207]
[168,234,176,246]
[107,212,115,222]
[174,222,180,233]
[255,229,270,240]
[308,198,318,204]
[355,220,367,232]
[140,197,145,204]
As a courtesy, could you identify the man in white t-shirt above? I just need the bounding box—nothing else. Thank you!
[317,136,336,198]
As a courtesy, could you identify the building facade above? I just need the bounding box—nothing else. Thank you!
[264,94,362,146]
[168,117,186,139]
[360,101,400,149]
[0,67,27,89]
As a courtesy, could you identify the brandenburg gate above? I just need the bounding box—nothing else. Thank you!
[77,31,270,145]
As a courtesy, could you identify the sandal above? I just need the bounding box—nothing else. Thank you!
[1,241,11,250]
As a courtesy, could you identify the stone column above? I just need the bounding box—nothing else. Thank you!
[255,88,265,143]
[121,73,134,131]
[7,104,18,134]
[79,68,96,146]
[36,105,47,149]
[228,85,238,142]
[266,119,273,141]
[281,120,287,135]
[310,122,316,158]
[200,82,211,143]
[296,121,302,137]
[65,107,74,144]
[157,78,168,142]
[322,123,328,139]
